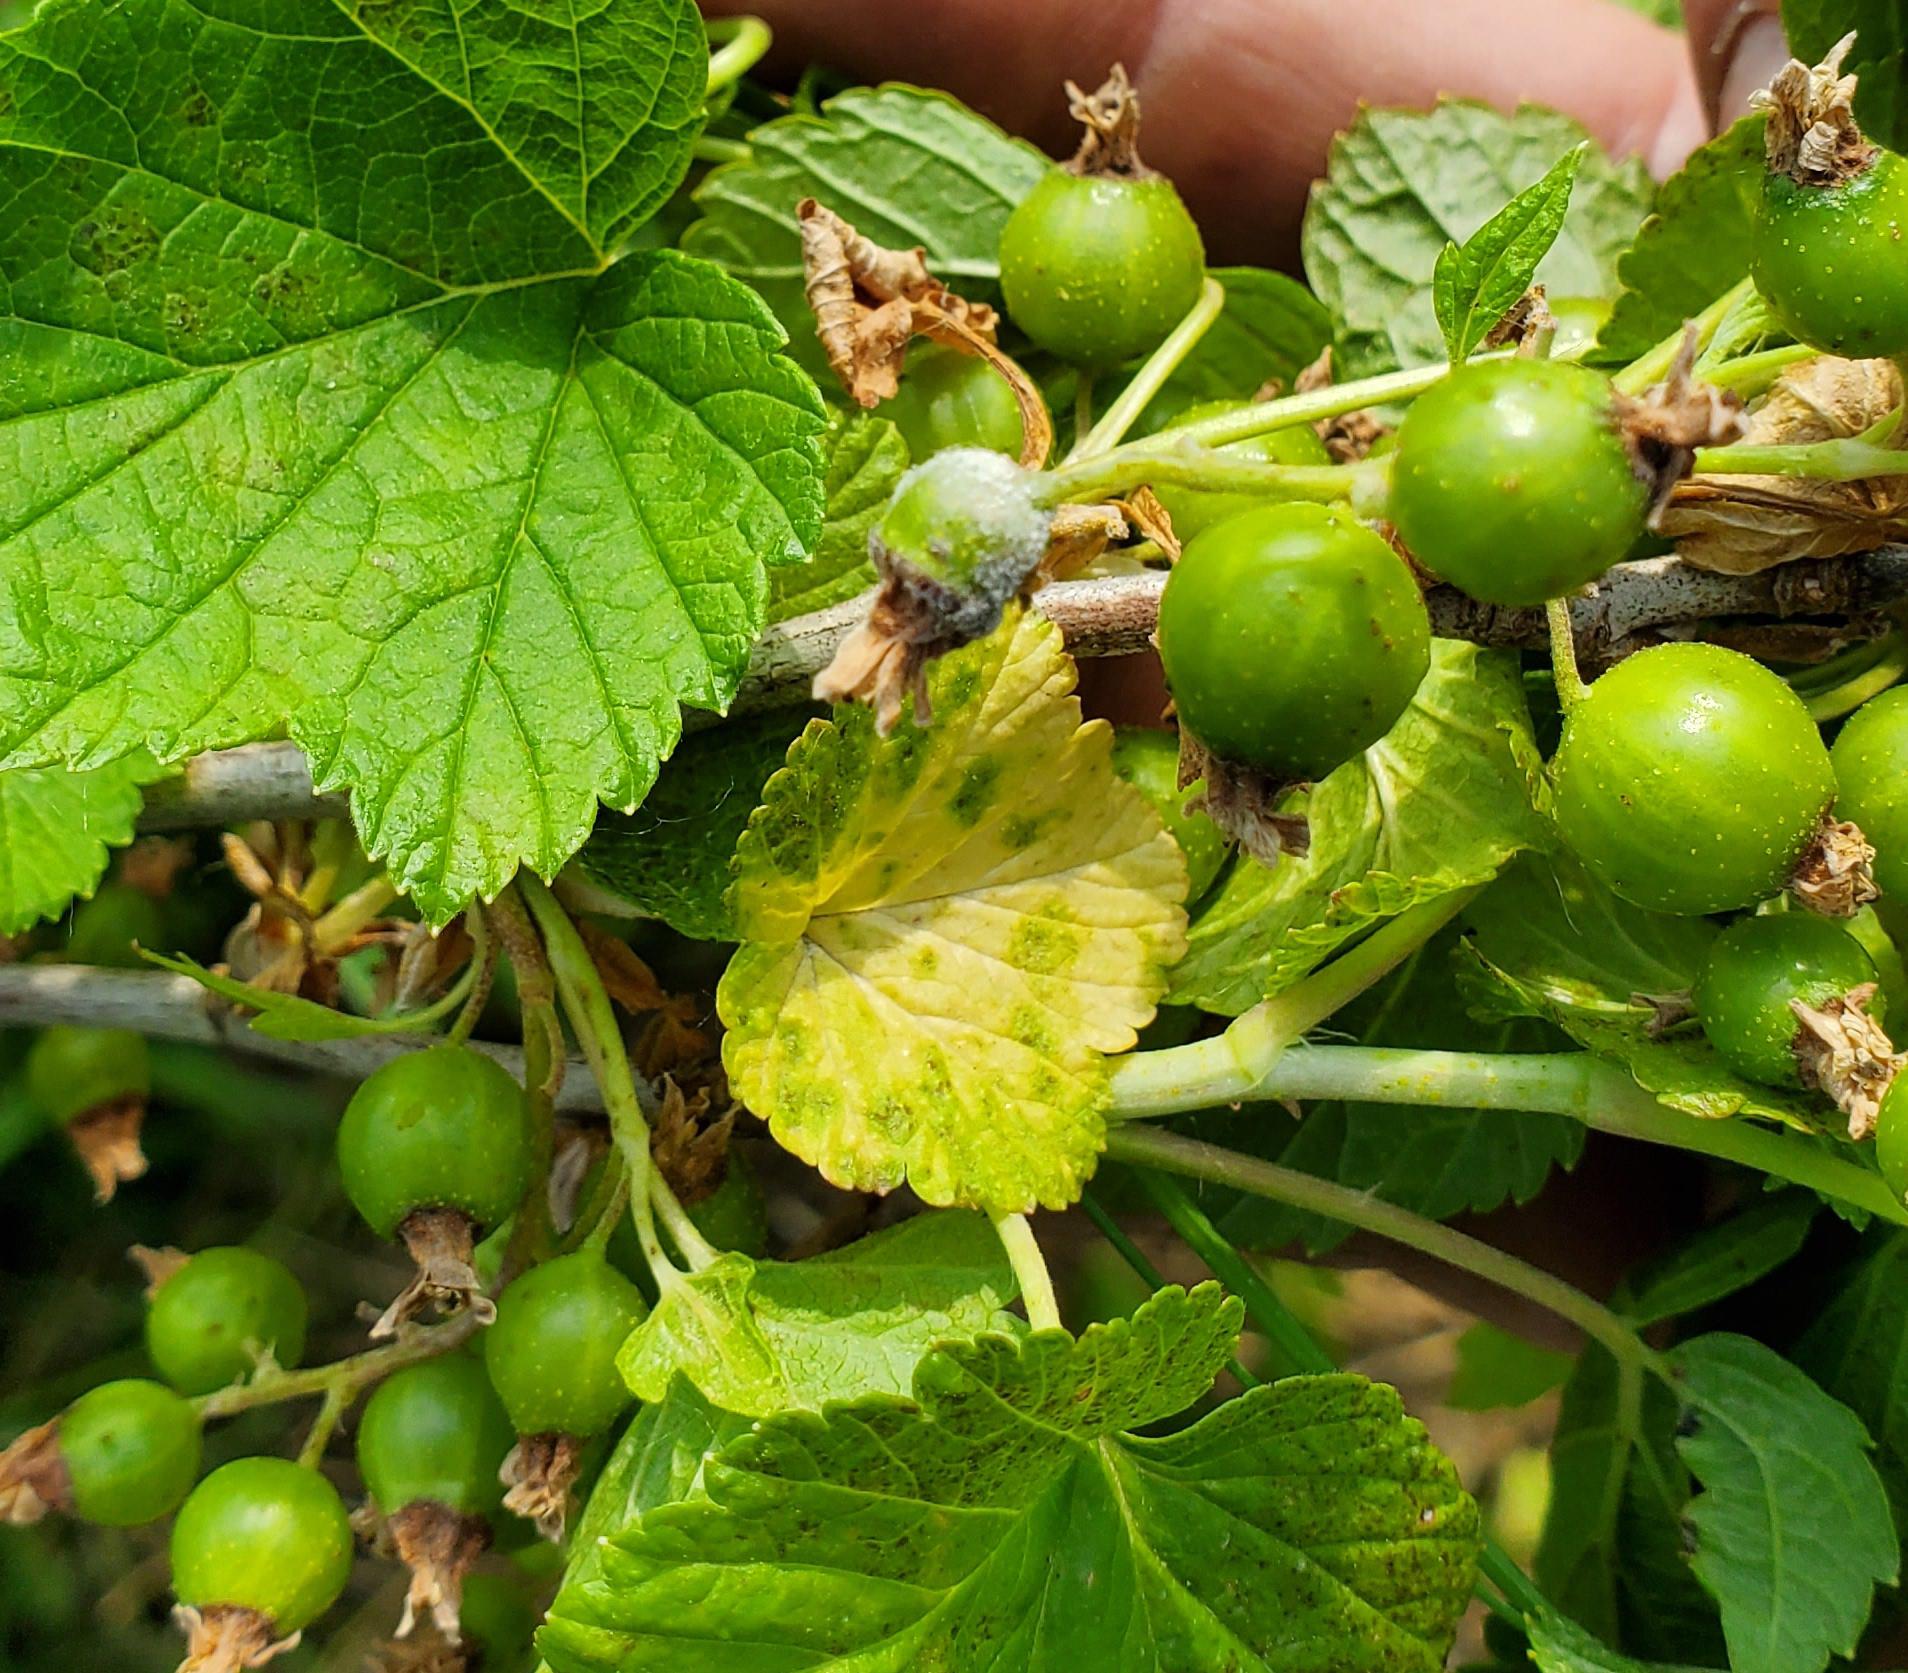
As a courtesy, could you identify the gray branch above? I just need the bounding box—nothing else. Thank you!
[136,547,1908,833]
[0,965,606,1113]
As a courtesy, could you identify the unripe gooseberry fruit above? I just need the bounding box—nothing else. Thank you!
[1155,502,1431,782]
[1879,1073,1908,1202]
[357,1353,514,1520]
[170,1457,355,1637]
[1111,728,1230,900]
[1148,399,1333,543]
[336,1045,533,1241]
[484,1251,647,1440]
[59,1378,202,1526]
[63,882,167,968]
[1548,643,1836,916]
[25,1024,148,1128]
[1389,359,1649,606]
[146,1246,309,1396]
[1755,149,1908,359]
[884,345,1029,461]
[686,1150,769,1261]
[1830,687,1908,900]
[1694,913,1879,1088]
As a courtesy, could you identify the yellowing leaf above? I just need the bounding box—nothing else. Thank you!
[718,609,1187,1213]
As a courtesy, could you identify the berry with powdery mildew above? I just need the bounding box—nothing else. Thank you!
[1389,358,1649,606]
[999,65,1205,367]
[145,1246,308,1396]
[1548,643,1838,916]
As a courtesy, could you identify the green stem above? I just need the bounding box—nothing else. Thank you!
[692,135,751,166]
[1107,1125,1654,1373]
[516,875,678,1289]
[1692,434,1908,481]
[1107,891,1478,1119]
[1071,277,1227,461]
[1132,1173,1331,1376]
[446,904,493,1046]
[1702,341,1814,397]
[1038,442,1376,511]
[490,887,558,1273]
[195,1313,480,1424]
[1800,632,1908,721]
[578,1157,630,1256]
[1612,277,1754,395]
[297,1384,348,1469]
[993,1211,1063,1331]
[1546,597,1588,708]
[1072,371,1095,450]
[704,15,770,99]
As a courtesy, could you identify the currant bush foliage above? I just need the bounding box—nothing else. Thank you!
[0,0,826,922]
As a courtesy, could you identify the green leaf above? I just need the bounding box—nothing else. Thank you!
[719,608,1188,1214]
[1460,853,1831,1130]
[573,713,806,941]
[548,1375,750,1673]
[140,951,468,1042]
[1783,1,1907,151]
[1596,118,1766,365]
[768,412,909,621]
[1670,1332,1897,1673]
[617,1210,1021,1418]
[1209,927,1583,1253]
[1434,145,1586,362]
[1302,102,1651,379]
[1135,267,1334,429]
[682,82,1050,373]
[1792,1231,1908,1539]
[0,758,162,935]
[1538,1346,1721,1663]
[1170,641,1544,1015]
[541,1286,1481,1673]
[1446,1323,1574,1411]
[1525,1610,1713,1673]
[1618,1193,1819,1328]
[0,0,829,925]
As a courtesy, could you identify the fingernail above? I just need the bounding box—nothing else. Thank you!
[1715,12,1789,128]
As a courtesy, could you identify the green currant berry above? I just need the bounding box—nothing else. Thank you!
[484,1252,646,1439]
[357,1353,513,1520]
[999,167,1205,367]
[59,1378,201,1527]
[1111,728,1229,900]
[1148,400,1332,543]
[884,345,1030,461]
[1755,150,1908,358]
[1831,687,1908,900]
[1389,359,1648,606]
[146,1247,308,1396]
[24,1025,148,1128]
[336,1045,533,1240]
[63,882,167,968]
[1549,643,1836,916]
[686,1151,768,1260]
[1694,914,1879,1088]
[170,1457,354,1635]
[1880,1073,1908,1203]
[869,448,1052,643]
[1546,295,1612,359]
[1155,502,1431,781]
[456,1569,539,1668]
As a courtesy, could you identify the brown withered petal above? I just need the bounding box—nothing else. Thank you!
[1793,983,1903,1140]
[173,1604,301,1673]
[370,1209,496,1341]
[500,1432,585,1543]
[0,1420,69,1525]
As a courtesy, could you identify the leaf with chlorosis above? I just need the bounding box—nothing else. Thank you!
[718,607,1189,1214]
[540,1286,1482,1673]
[618,1210,1021,1418]
[0,0,828,924]
[0,758,163,935]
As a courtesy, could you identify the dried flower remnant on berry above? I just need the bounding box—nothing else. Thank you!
[1753,33,1875,186]
[1793,983,1904,1138]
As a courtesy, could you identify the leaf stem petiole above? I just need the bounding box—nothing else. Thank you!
[704,16,771,100]
[195,1313,481,1426]
[1545,597,1588,708]
[1692,432,1908,482]
[1069,277,1227,462]
[1611,276,1755,395]
[992,1211,1063,1332]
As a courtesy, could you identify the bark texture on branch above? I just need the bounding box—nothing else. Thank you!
[135,548,1908,832]
[0,966,606,1113]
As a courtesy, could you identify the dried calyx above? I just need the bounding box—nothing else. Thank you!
[1789,814,1880,917]
[0,1419,69,1525]
[375,1500,491,1641]
[1613,326,1746,523]
[1064,63,1152,178]
[1175,729,1312,868]
[66,1096,149,1203]
[1793,983,1903,1139]
[173,1604,301,1673]
[370,1207,497,1341]
[499,1431,584,1542]
[1753,33,1875,186]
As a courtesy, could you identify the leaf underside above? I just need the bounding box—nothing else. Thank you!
[0,0,828,923]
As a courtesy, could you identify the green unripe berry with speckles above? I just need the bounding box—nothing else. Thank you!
[1548,643,1835,916]
[146,1246,308,1396]
[357,1354,513,1519]
[170,1457,354,1635]
[59,1378,201,1526]
[1156,502,1430,782]
[1000,168,1205,367]
[25,1025,147,1128]
[484,1251,647,1439]
[1390,359,1648,606]
[1149,400,1333,543]
[1831,687,1908,901]
[1694,913,1878,1088]
[885,346,1031,462]
[1755,151,1908,358]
